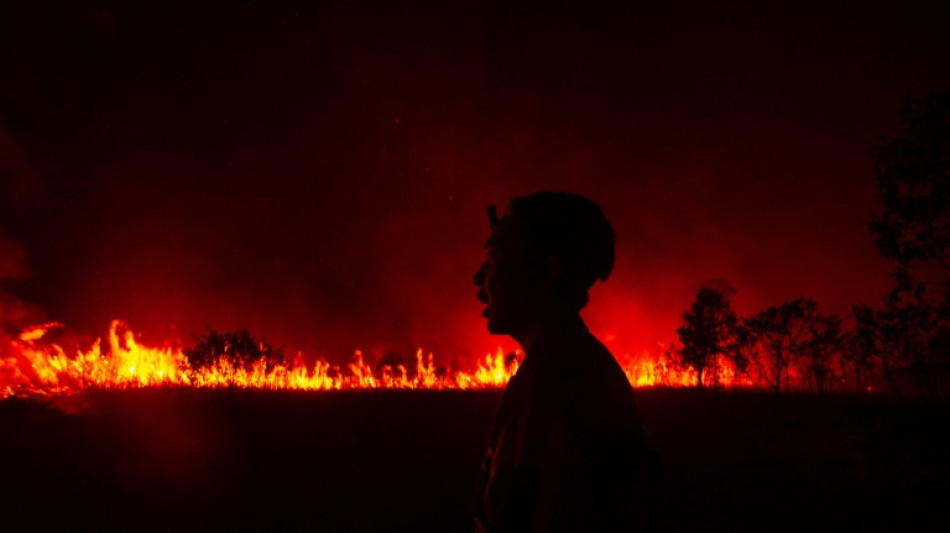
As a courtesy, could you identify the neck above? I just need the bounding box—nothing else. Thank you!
[513,313,587,357]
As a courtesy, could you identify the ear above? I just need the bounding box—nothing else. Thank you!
[533,255,563,293]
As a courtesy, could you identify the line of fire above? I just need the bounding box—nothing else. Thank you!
[1,282,942,399]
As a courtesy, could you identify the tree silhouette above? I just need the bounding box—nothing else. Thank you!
[800,313,843,394]
[841,312,878,392]
[866,91,950,394]
[852,299,943,395]
[725,320,755,389]
[676,287,737,389]
[869,92,950,300]
[747,298,816,393]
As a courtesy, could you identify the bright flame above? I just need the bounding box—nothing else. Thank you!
[0,320,743,400]
[620,351,754,388]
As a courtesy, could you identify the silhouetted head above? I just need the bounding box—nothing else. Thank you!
[474,191,615,338]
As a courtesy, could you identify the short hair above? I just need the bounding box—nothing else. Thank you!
[490,191,615,309]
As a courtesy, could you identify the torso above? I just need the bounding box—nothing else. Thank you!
[476,321,650,531]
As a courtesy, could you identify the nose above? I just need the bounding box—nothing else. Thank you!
[473,262,486,287]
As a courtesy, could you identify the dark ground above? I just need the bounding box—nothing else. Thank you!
[0,388,947,532]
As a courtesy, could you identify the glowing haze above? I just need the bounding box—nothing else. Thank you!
[1,1,948,368]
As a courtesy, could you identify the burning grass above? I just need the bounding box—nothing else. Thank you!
[1,320,521,398]
[2,320,720,400]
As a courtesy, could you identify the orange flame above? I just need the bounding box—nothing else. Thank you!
[620,351,755,388]
[1,320,746,400]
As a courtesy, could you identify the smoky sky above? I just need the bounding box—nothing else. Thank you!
[1,1,948,365]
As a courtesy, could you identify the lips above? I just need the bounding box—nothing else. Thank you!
[477,288,489,319]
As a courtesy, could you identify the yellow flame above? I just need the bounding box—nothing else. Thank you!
[0,319,749,399]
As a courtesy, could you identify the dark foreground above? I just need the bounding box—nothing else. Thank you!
[1,388,947,532]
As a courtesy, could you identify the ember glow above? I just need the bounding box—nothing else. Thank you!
[0,320,734,399]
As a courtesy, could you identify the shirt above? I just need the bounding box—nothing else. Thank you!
[474,319,654,532]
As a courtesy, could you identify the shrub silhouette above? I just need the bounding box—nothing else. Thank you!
[185,328,285,369]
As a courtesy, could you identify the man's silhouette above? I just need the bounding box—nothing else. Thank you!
[473,191,652,532]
